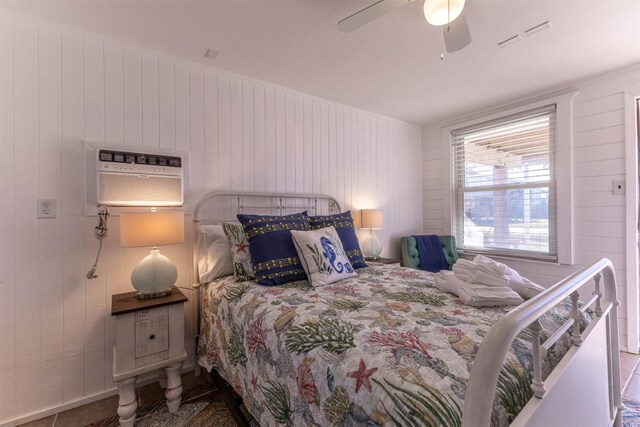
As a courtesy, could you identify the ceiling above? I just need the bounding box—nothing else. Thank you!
[3,0,639,126]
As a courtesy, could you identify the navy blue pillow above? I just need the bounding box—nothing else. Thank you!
[237,212,310,285]
[309,211,367,269]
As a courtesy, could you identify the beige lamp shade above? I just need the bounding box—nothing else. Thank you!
[120,211,185,247]
[360,209,383,230]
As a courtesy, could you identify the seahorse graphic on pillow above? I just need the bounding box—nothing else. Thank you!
[320,236,354,274]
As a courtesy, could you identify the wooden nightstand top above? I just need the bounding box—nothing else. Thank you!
[365,257,402,265]
[111,287,187,316]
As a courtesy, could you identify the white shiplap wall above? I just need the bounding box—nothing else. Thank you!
[0,13,423,424]
[422,67,640,351]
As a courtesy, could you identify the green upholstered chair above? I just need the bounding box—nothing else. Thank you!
[400,235,459,270]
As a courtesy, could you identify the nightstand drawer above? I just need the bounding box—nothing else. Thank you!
[135,315,169,358]
[112,288,187,376]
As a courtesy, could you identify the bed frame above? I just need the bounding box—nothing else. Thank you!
[192,191,623,427]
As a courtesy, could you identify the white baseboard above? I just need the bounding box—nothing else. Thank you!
[0,364,195,427]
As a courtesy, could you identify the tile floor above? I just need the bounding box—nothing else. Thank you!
[19,373,206,427]
[18,352,640,427]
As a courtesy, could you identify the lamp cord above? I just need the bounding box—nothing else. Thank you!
[86,205,110,280]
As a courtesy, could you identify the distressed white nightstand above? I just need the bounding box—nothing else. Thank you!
[111,287,188,427]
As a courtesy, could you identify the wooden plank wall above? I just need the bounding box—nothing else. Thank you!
[0,14,423,423]
[422,68,640,352]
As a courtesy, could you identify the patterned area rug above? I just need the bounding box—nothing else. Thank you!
[86,383,258,427]
[625,397,640,427]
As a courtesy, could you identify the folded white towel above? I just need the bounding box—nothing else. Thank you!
[435,270,468,294]
[435,271,523,307]
[454,258,514,288]
[472,255,545,299]
[452,263,473,282]
[458,284,524,307]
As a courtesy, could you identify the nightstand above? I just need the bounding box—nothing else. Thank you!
[365,257,402,266]
[111,287,188,427]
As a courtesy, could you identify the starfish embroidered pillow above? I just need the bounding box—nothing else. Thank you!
[222,223,254,282]
[291,226,357,287]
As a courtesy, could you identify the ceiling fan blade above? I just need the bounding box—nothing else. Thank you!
[443,10,472,52]
[338,0,414,33]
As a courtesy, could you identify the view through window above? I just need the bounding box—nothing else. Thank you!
[451,105,557,260]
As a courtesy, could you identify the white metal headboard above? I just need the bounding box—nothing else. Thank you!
[192,191,342,287]
[192,191,341,224]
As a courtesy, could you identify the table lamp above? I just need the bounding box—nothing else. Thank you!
[120,211,184,298]
[360,209,383,259]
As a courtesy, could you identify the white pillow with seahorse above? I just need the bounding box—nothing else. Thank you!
[291,226,357,287]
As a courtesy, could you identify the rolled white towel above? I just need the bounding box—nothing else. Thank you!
[459,256,508,277]
[471,270,511,288]
[472,254,545,300]
[517,276,545,300]
[455,258,478,270]
[453,259,509,284]
[473,254,509,275]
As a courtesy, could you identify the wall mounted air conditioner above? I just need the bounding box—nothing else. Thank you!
[84,142,189,216]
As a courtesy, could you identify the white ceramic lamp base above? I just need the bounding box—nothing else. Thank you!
[362,231,382,259]
[131,248,178,298]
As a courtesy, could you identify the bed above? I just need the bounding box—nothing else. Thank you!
[192,191,623,427]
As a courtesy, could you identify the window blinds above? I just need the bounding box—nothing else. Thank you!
[451,105,557,260]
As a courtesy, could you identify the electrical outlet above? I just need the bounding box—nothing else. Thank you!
[37,198,56,219]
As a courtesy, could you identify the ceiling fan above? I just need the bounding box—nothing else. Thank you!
[337,0,471,54]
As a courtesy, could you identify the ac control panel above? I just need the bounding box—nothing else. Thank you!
[97,150,183,177]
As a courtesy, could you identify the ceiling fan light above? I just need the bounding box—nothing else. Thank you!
[423,0,465,26]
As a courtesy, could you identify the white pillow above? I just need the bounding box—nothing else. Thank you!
[198,225,234,283]
[291,226,357,287]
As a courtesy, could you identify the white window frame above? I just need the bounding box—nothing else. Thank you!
[442,91,577,265]
[624,93,639,354]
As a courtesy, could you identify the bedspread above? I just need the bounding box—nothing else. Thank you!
[198,264,584,427]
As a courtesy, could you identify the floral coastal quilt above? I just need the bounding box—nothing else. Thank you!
[198,264,584,427]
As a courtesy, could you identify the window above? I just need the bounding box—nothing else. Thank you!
[451,105,557,261]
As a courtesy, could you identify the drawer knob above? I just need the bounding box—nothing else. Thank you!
[150,334,155,340]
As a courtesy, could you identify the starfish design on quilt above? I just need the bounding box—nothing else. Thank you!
[235,242,249,253]
[347,359,378,393]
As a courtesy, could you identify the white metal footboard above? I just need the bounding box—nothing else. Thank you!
[463,258,623,427]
